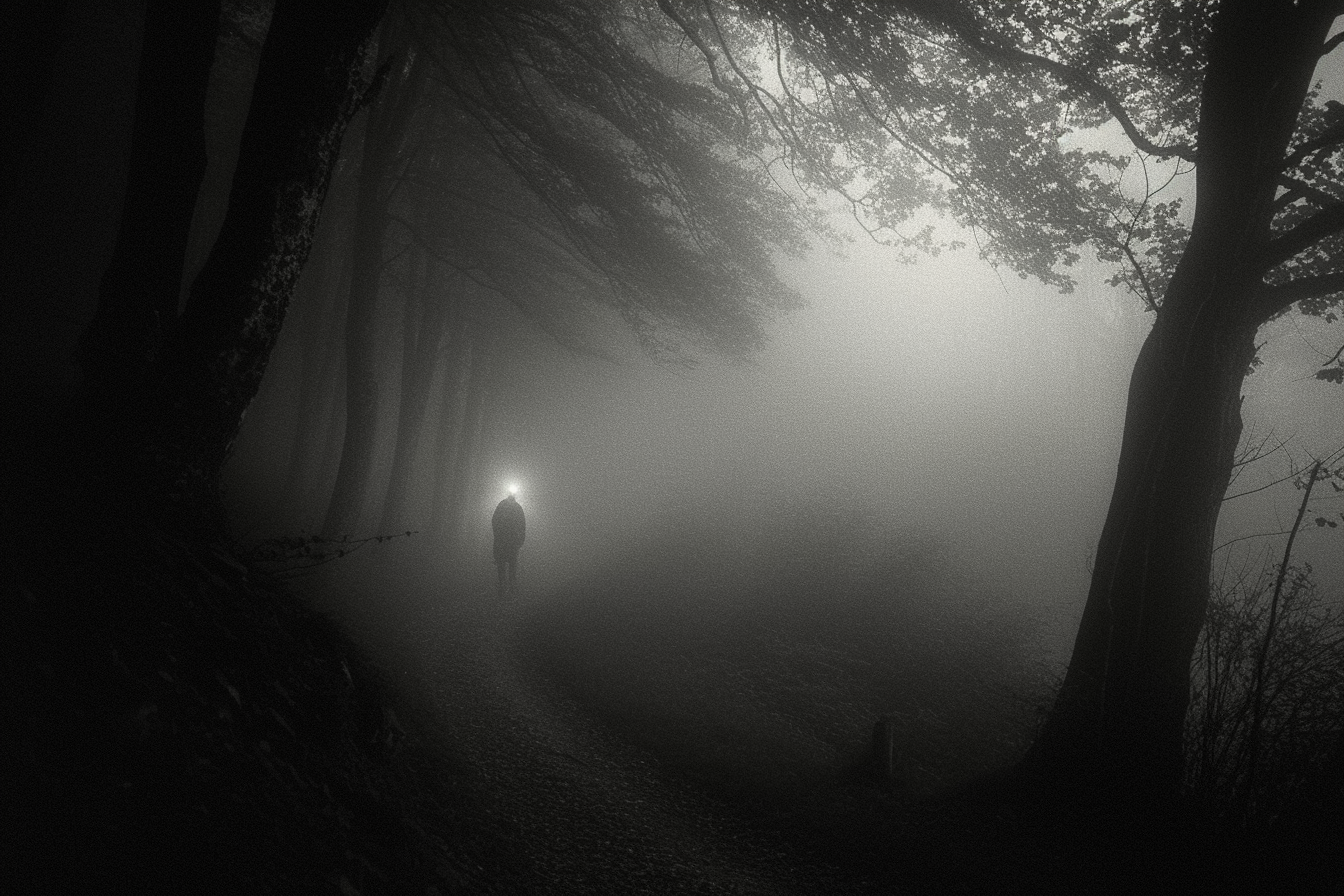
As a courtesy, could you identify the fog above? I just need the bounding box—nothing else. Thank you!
[219,212,1343,853]
[229,215,1344,676]
[7,5,1344,888]
[470,244,1138,651]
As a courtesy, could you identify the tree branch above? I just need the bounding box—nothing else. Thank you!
[1321,30,1344,59]
[959,39,1197,163]
[1276,174,1343,210]
[1243,461,1322,805]
[1253,268,1344,318]
[1259,203,1344,270]
[1280,122,1344,171]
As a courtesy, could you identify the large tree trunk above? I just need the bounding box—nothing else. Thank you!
[1025,0,1334,800]
[77,0,221,433]
[1027,311,1257,794]
[322,15,425,537]
[146,0,387,530]
[0,0,71,218]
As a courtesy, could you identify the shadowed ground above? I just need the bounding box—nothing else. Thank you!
[315,564,875,894]
[306,529,1064,894]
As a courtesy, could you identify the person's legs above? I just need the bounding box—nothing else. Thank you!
[495,558,506,595]
[505,555,518,593]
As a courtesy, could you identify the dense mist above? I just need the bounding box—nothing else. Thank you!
[228,223,1343,654]
[7,2,1344,891]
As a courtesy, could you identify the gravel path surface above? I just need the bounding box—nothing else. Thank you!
[321,573,871,895]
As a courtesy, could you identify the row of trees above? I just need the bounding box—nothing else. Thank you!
[21,0,1342,824]
[151,0,818,546]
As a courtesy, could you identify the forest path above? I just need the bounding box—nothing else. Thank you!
[312,564,873,895]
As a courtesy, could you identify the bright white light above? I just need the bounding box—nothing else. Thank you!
[506,482,520,496]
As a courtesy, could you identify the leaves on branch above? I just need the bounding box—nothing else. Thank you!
[395,0,817,361]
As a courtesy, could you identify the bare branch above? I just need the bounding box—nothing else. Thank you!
[1243,461,1323,799]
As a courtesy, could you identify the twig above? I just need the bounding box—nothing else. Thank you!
[1241,460,1322,817]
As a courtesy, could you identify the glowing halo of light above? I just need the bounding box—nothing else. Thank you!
[506,481,521,496]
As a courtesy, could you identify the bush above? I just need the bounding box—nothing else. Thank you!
[1185,560,1344,826]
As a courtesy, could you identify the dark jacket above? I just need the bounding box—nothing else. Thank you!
[492,496,526,557]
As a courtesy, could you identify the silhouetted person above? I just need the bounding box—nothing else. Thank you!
[492,493,525,595]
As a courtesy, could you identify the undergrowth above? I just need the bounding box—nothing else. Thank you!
[3,521,519,894]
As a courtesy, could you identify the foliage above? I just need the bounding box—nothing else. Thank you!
[393,0,818,361]
[1186,559,1344,825]
[658,0,1344,324]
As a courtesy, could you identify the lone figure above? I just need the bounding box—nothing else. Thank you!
[491,492,526,596]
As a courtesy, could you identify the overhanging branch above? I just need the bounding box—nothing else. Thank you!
[1280,123,1344,171]
[1259,202,1344,270]
[1276,174,1343,210]
[1253,268,1344,318]
[960,40,1197,163]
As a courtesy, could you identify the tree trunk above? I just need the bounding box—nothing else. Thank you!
[1025,0,1334,800]
[146,0,387,530]
[319,150,386,536]
[429,333,473,536]
[77,0,221,432]
[442,334,496,553]
[379,258,455,532]
[0,0,71,217]
[1027,313,1256,794]
[321,17,425,536]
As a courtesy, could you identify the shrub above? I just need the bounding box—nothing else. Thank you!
[1185,560,1344,826]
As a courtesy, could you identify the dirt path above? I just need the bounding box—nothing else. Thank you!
[317,571,870,895]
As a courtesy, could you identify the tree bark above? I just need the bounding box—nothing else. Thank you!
[0,0,71,217]
[146,0,388,530]
[1025,0,1336,800]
